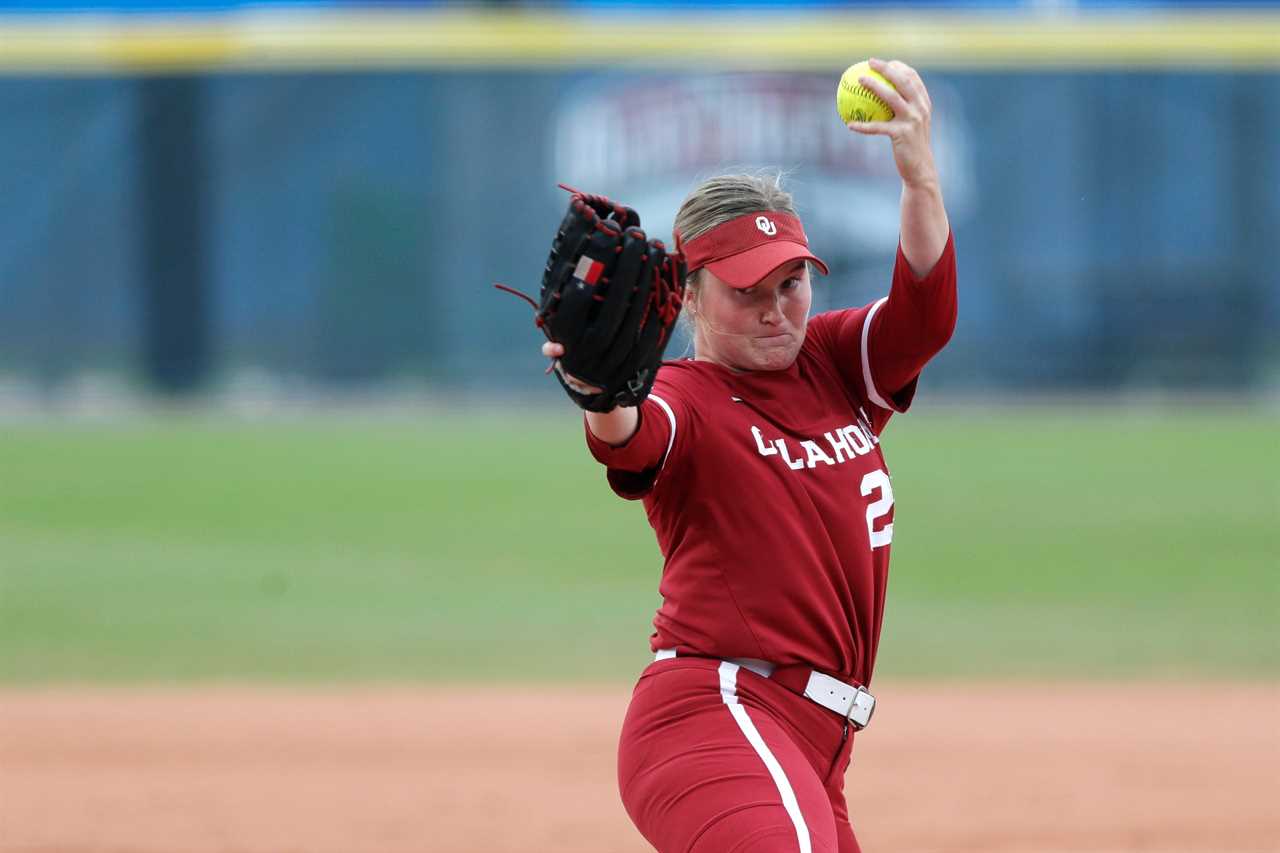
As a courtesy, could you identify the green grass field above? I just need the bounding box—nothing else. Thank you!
[1,405,1276,683]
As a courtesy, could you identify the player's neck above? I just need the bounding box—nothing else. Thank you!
[694,351,750,374]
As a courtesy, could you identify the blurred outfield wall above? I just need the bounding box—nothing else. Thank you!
[1,5,1278,397]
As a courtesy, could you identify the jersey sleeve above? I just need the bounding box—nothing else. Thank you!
[583,371,688,500]
[807,232,957,434]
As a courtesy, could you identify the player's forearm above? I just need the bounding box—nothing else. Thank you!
[898,178,950,280]
[585,406,640,447]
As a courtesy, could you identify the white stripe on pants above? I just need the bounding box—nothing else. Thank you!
[718,660,812,853]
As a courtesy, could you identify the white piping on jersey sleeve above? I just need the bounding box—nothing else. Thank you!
[648,394,678,481]
[860,296,897,411]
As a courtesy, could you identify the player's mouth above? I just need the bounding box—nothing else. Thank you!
[755,332,793,345]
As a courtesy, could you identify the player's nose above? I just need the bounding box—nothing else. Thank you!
[759,291,783,324]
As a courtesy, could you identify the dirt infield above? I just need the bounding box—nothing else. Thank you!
[2,683,1276,853]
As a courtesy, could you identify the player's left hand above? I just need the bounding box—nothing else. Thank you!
[846,58,938,189]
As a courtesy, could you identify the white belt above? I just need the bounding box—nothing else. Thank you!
[802,669,877,730]
[654,649,877,731]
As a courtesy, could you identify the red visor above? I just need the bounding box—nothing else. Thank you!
[677,211,829,289]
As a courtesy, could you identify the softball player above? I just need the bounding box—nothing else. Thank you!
[541,59,957,853]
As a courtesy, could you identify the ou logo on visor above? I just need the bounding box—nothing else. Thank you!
[755,216,777,236]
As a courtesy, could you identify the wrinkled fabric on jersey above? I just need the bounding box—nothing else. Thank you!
[585,233,957,689]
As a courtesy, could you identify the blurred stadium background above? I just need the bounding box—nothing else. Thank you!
[1,2,1277,852]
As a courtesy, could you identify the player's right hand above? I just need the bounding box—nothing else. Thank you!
[847,57,937,190]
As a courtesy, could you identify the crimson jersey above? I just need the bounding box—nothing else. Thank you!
[586,233,957,688]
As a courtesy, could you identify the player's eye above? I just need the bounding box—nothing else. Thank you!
[781,277,801,290]
[739,286,757,296]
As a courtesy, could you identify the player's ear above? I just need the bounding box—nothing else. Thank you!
[683,271,701,313]
[679,273,701,339]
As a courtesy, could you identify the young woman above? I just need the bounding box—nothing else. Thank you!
[542,58,957,853]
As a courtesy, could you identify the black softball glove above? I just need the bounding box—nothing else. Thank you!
[497,187,685,412]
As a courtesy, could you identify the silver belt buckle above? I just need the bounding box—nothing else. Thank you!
[846,686,876,731]
[802,670,876,731]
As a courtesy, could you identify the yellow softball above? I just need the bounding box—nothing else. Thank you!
[836,61,895,124]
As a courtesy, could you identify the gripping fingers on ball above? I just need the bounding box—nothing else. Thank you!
[870,58,928,112]
[859,73,910,121]
[868,58,910,93]
[899,64,932,112]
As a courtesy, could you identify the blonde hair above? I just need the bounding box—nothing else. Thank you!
[674,171,799,342]
[674,171,799,253]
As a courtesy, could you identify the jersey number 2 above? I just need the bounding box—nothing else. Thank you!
[861,469,894,548]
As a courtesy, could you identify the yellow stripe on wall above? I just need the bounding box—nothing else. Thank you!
[1,9,1278,75]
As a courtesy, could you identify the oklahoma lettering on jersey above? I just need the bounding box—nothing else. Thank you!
[585,234,957,688]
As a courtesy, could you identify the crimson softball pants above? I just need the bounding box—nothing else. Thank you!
[617,656,861,853]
